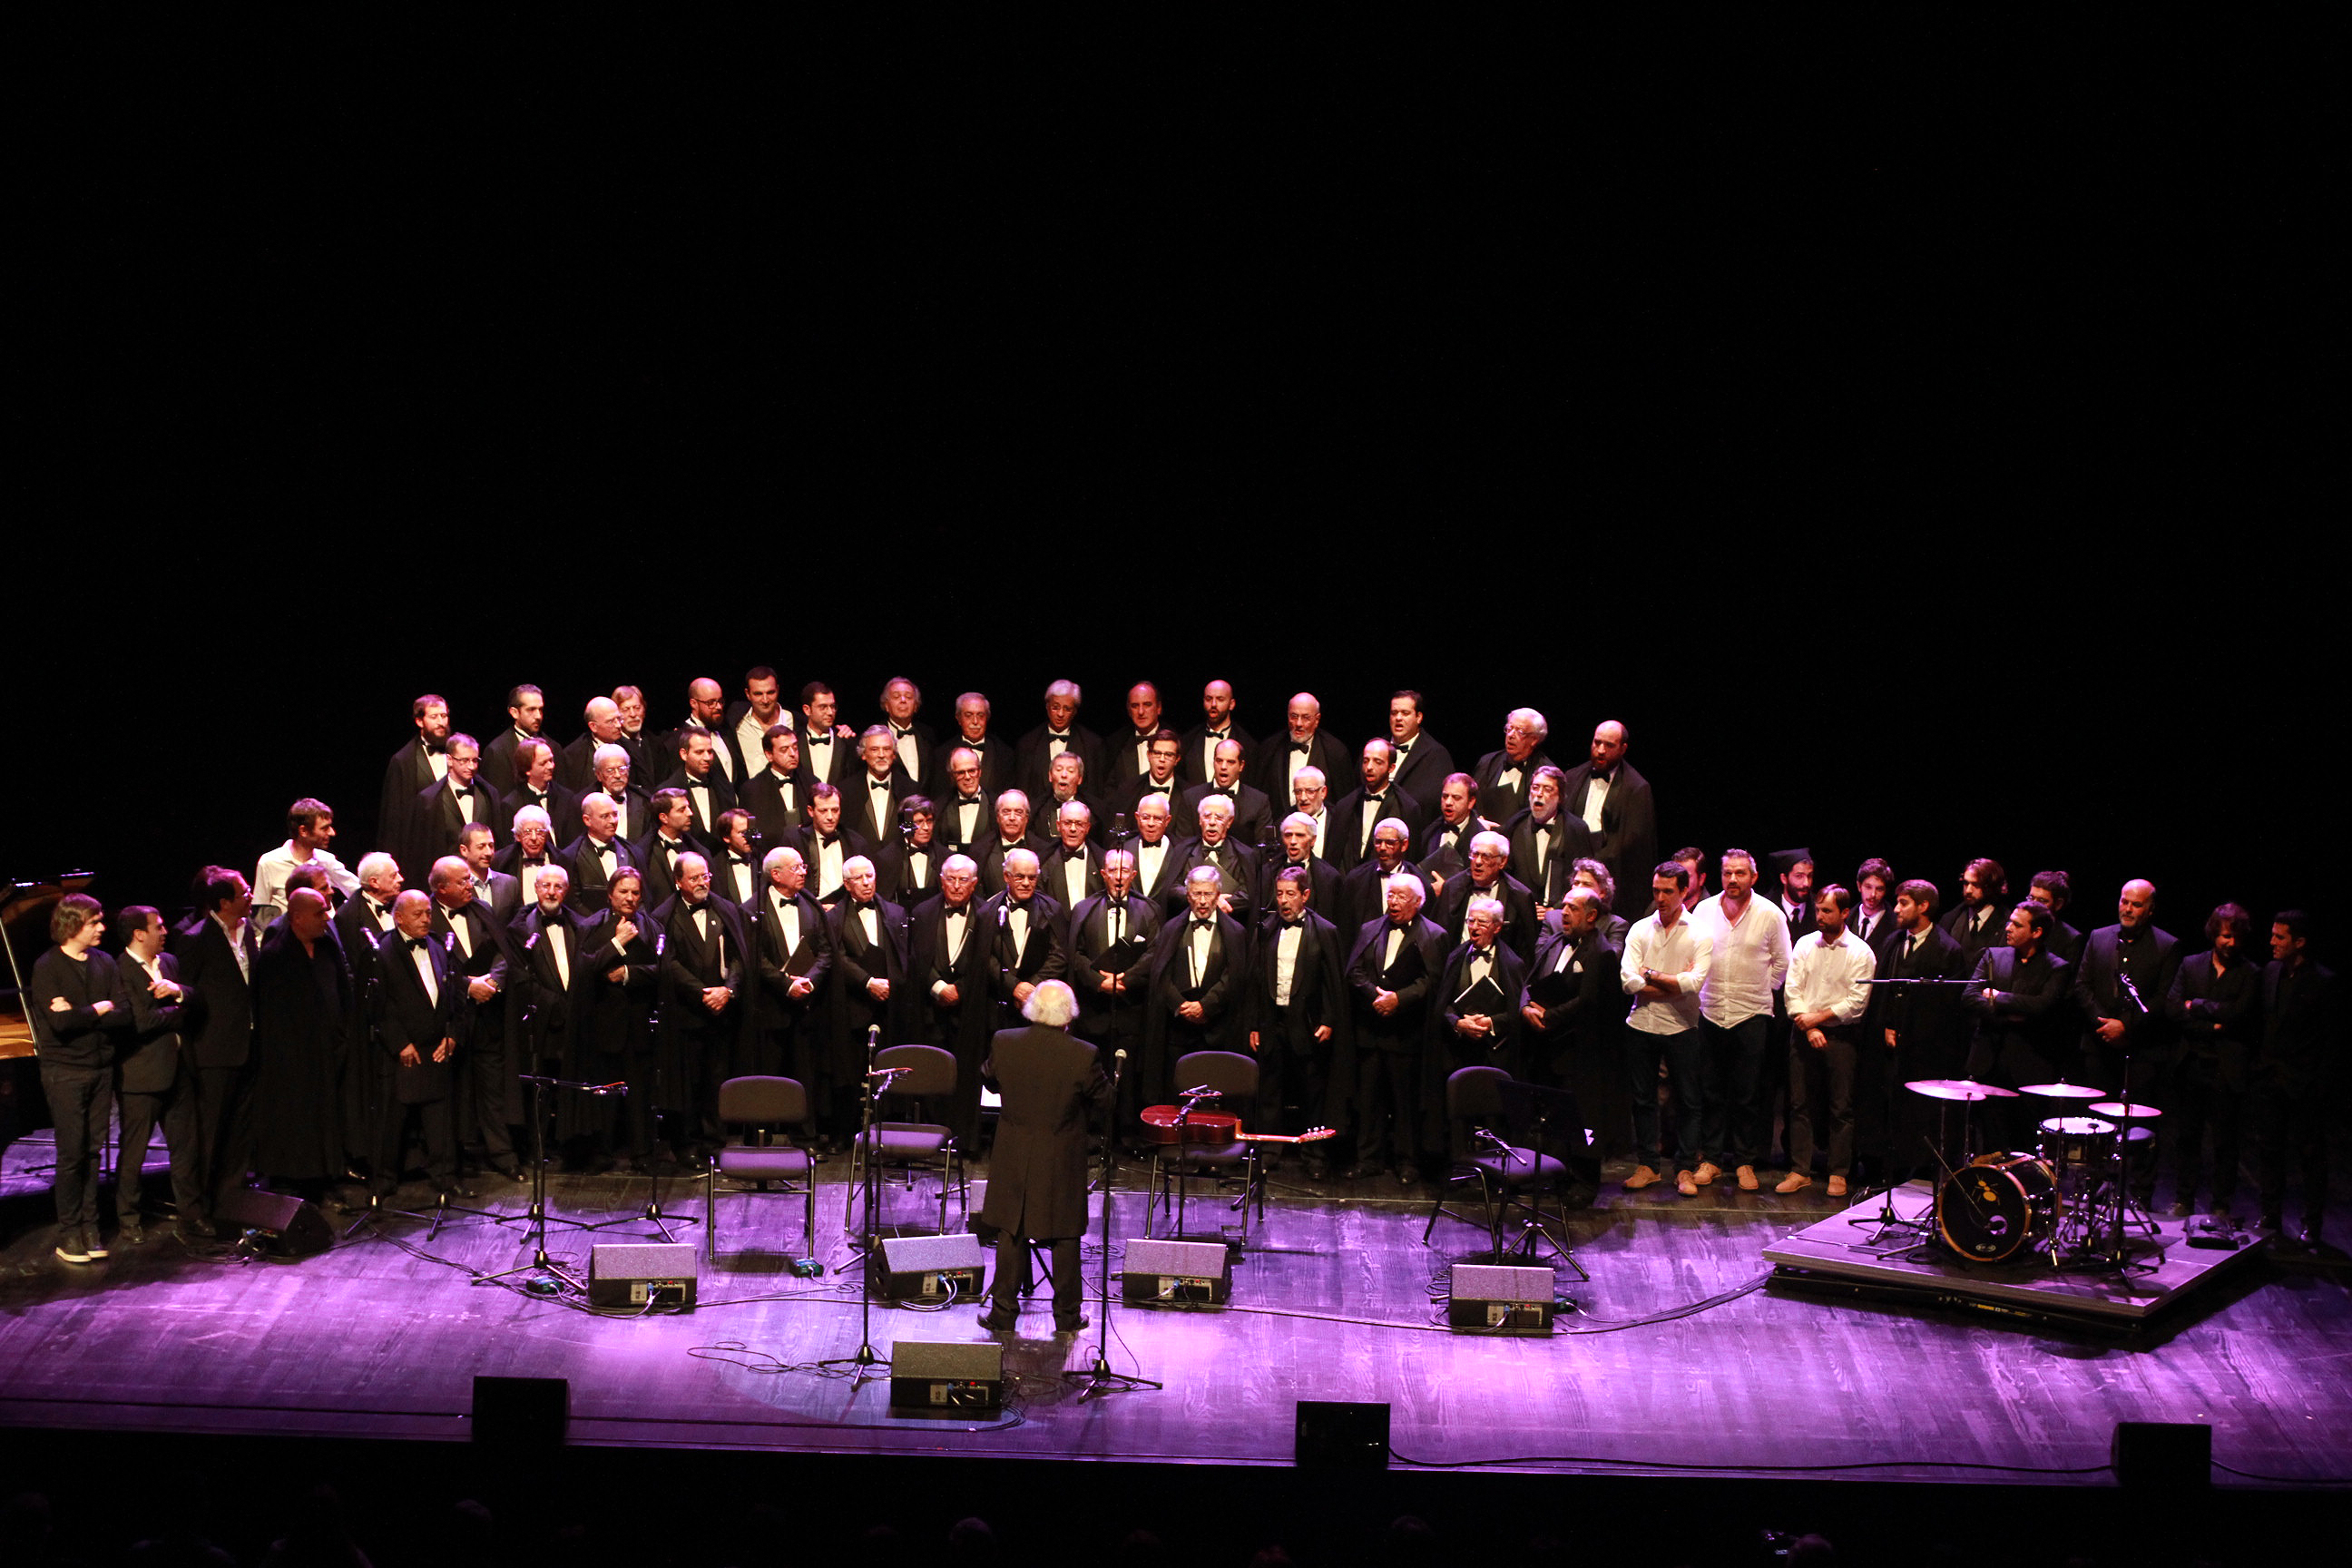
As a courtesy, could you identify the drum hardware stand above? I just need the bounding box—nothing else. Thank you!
[1066,1045,1161,1399]
[1853,977,1975,1246]
[2076,976,2164,1274]
[822,1029,897,1391]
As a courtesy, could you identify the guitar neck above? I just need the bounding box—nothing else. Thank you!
[1235,1128,1335,1145]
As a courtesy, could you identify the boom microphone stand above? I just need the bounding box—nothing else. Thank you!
[823,1028,897,1389]
[1065,1045,1161,1397]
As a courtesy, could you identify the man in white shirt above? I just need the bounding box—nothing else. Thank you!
[1690,848,1791,1194]
[1618,859,1713,1194]
[251,798,361,928]
[1778,885,1877,1196]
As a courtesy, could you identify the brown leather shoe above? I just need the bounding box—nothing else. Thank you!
[1774,1171,1812,1194]
[1736,1165,1759,1191]
[1622,1165,1663,1191]
[1827,1175,1848,1198]
[1692,1161,1723,1186]
[1676,1170,1700,1196]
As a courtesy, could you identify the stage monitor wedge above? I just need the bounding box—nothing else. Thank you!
[588,1242,699,1308]
[1121,1237,1230,1306]
[889,1339,1004,1411]
[1446,1261,1555,1332]
[871,1233,988,1303]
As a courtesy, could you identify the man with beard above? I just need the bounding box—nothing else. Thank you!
[1434,898,1529,1155]
[726,667,790,786]
[1871,878,1971,1179]
[1619,861,1713,1196]
[1332,738,1426,873]
[483,684,550,799]
[1691,849,1789,1196]
[1504,766,1592,910]
[2164,903,2259,1220]
[1522,887,1616,1109]
[574,867,661,1168]
[252,798,360,929]
[1778,886,1877,1198]
[1557,720,1657,921]
[1470,708,1552,825]
[379,693,452,870]
[1942,858,2010,965]
[511,865,591,1160]
[1249,691,1351,808]
[2072,878,2180,1208]
[1961,902,2074,1149]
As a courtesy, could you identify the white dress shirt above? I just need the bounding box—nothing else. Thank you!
[1272,922,1301,1006]
[1785,929,1877,1026]
[250,842,361,926]
[1580,769,1610,833]
[1619,912,1711,1035]
[1694,893,1792,1028]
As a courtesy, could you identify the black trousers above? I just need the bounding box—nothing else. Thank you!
[2253,1072,2328,1221]
[1353,1045,1422,1167]
[1259,1004,1331,1138]
[118,1075,207,1225]
[458,1025,518,1171]
[39,1061,111,1229]
[373,1094,456,1194]
[2168,1054,2245,1212]
[195,1062,255,1209]
[989,1233,1083,1323]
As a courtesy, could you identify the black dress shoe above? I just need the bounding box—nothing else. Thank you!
[977,1308,1018,1331]
[1054,1316,1089,1335]
[1396,1164,1421,1186]
[440,1182,480,1201]
[2302,1220,2327,1247]
[2168,1200,2194,1219]
[1343,1163,1380,1181]
[496,1165,529,1185]
[118,1220,147,1246]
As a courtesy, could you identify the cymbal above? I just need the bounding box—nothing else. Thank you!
[2018,1081,2105,1100]
[2091,1101,2162,1120]
[1906,1077,2019,1102]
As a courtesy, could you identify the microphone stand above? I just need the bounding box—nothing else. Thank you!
[823,1026,892,1388]
[1065,1045,1161,1397]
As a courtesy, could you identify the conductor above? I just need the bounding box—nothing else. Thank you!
[975,979,1110,1335]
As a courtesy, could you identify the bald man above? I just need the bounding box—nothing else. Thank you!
[1178,679,1259,788]
[1248,691,1352,805]
[662,677,737,789]
[1556,720,1658,919]
[2073,878,2180,1206]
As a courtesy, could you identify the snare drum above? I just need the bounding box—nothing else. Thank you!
[1937,1152,2060,1261]
[2036,1115,2118,1171]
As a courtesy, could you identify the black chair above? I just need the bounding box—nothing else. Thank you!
[1146,1050,1263,1245]
[843,1044,968,1235]
[1424,1065,1566,1255]
[705,1075,818,1262]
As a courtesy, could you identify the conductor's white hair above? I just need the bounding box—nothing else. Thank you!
[1023,978,1078,1027]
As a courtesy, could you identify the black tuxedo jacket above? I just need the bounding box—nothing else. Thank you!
[985,891,1069,1004]
[1124,835,1189,907]
[1248,906,1351,1049]
[411,773,496,876]
[512,904,593,1043]
[1247,730,1352,805]
[942,731,1017,797]
[876,720,939,792]
[575,906,660,1059]
[657,719,743,794]
[1166,837,1254,923]
[1554,760,1656,918]
[974,831,1054,897]
[1502,809,1592,907]
[1174,779,1274,845]
[429,897,514,1044]
[1522,925,1613,1071]
[1338,856,1434,939]
[1014,723,1107,802]
[1178,722,1259,789]
[658,766,740,852]
[560,834,641,916]
[1436,940,1530,1069]
[1345,914,1451,1045]
[1431,871,1540,966]
[795,722,858,789]
[2071,924,2182,1057]
[933,788,999,856]
[652,895,750,1027]
[1328,787,1429,873]
[373,931,463,1102]
[1940,901,2009,969]
[1147,909,1247,1021]
[874,835,944,909]
[1252,856,1343,928]
[1962,946,2074,1081]
[843,769,908,848]
[1418,812,1500,882]
[710,849,766,912]
[1106,769,1188,828]
[908,896,995,1015]
[1040,840,1109,912]
[482,727,550,804]
[634,833,700,913]
[827,895,908,1065]
[1067,892,1162,1034]
[489,843,565,910]
[1871,922,1971,1060]
[1098,726,1173,797]
[787,823,875,904]
[1385,730,1456,813]
[557,730,615,796]
[172,914,258,1069]
[738,767,808,850]
[378,738,441,867]
[750,887,834,1029]
[1469,746,1555,828]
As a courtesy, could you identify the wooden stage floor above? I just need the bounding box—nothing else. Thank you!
[2,1144,2347,1489]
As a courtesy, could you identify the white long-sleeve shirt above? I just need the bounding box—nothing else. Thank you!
[1620,912,1711,1035]
[1694,892,1791,1028]
[1784,929,1876,1027]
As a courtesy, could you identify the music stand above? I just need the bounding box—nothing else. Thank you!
[1490,1078,1592,1284]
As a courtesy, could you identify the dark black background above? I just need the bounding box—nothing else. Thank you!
[15,15,2338,958]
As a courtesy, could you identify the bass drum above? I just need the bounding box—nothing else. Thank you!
[1937,1152,2060,1262]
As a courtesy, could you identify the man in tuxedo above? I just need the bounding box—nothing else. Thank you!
[1419,773,1497,887]
[429,854,522,1183]
[591,743,652,845]
[663,729,739,851]
[1942,858,2010,965]
[409,732,489,880]
[368,890,464,1200]
[725,667,789,786]
[1127,794,1185,909]
[1145,866,1250,1086]
[798,681,858,789]
[1962,902,2075,1148]
[338,851,405,996]
[662,678,736,790]
[936,747,996,855]
[740,724,807,849]
[1345,871,1450,1184]
[1852,858,1897,952]
[1175,738,1272,843]
[564,792,641,915]
[1384,689,1456,815]
[1430,830,1539,964]
[825,856,906,1138]
[1254,811,1342,919]
[1068,849,1161,1120]
[877,676,936,790]
[1101,681,1169,796]
[1289,765,1336,864]
[1436,898,1530,1142]
[2073,878,2180,1205]
[1471,707,1552,826]
[1556,720,1657,920]
[560,696,629,795]
[1872,878,1972,1178]
[1042,800,1105,912]
[612,684,654,786]
[1015,679,1105,801]
[1108,729,1186,826]
[946,691,1016,796]
[1522,887,1616,1114]
[1504,766,1592,911]
[482,684,548,795]
[2253,911,2337,1243]
[750,846,832,1089]
[846,727,906,846]
[710,809,766,908]
[496,739,577,852]
[510,864,590,1147]
[172,867,259,1209]
[1039,751,1104,838]
[1339,818,1426,937]
[1170,797,1252,923]
[652,850,750,1161]
[975,980,1111,1336]
[1769,850,1818,941]
[1569,859,1634,950]
[574,867,661,1168]
[874,795,943,909]
[986,848,1068,1024]
[378,693,451,873]
[1248,866,1349,1168]
[1178,680,1256,789]
[2026,870,2087,963]
[975,789,1048,895]
[907,855,995,1142]
[112,906,209,1243]
[454,822,522,926]
[638,789,699,911]
[1333,739,1427,873]
[1250,691,1351,807]
[791,784,868,906]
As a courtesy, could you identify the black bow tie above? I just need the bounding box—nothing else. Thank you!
[947,906,968,919]
[852,899,876,912]
[1364,792,1385,805]
[1048,730,1071,740]
[405,937,429,952]
[684,901,709,916]
[811,832,834,848]
[956,794,983,807]
[1278,918,1303,930]
[537,912,565,928]
[450,784,475,798]
[1192,917,1215,930]
[1207,786,1233,799]
[523,857,546,867]
[424,740,446,754]
[728,855,751,867]
[1289,740,1311,754]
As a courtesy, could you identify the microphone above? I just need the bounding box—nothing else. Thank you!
[1472,1126,1512,1153]
[1114,1047,1128,1064]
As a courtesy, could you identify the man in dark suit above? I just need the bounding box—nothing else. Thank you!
[873,796,944,910]
[974,789,1052,897]
[845,727,907,848]
[1420,772,1500,887]
[1246,866,1350,1169]
[481,684,550,800]
[637,789,699,912]
[367,889,464,1199]
[1470,707,1553,827]
[1383,689,1456,816]
[943,691,1017,796]
[1107,729,1188,827]
[112,906,209,1242]
[1252,812,1343,922]
[749,846,833,1091]
[1126,793,1187,909]
[710,809,767,910]
[1554,720,1657,921]
[172,867,259,1210]
[495,807,565,914]
[1769,849,1819,944]
[1941,858,2010,967]
[740,724,808,850]
[246,890,353,1201]
[378,693,451,876]
[510,864,591,1146]
[455,823,522,926]
[1289,766,1338,866]
[2026,870,2087,963]
[1430,830,1540,964]
[573,867,661,1168]
[796,681,859,790]
[564,792,642,916]
[876,676,938,793]
[1345,871,1450,1184]
[1249,691,1351,809]
[824,856,906,1138]
[1038,751,1107,840]
[1521,887,1617,1108]
[659,678,738,792]
[1166,797,1253,924]
[1962,902,2075,1148]
[496,741,578,854]
[1067,849,1161,1122]
[1040,799,1107,913]
[1099,681,1171,798]
[2164,902,2260,1220]
[428,854,522,1183]
[985,848,1068,1026]
[1504,766,1593,911]
[2253,910,2337,1242]
[975,981,1111,1334]
[612,684,656,789]
[1852,858,1899,953]
[651,850,750,1161]
[1331,739,1427,874]
[2072,877,2181,1206]
[1014,679,1105,803]
[1143,867,1250,1100]
[560,696,630,796]
[1435,898,1531,1147]
[662,729,740,853]
[935,748,997,856]
[1178,680,1257,789]
[408,732,491,882]
[1338,818,1428,937]
[1174,738,1274,844]
[590,744,655,846]
[789,785,870,906]
[1871,878,1973,1177]
[906,855,996,1142]
[722,667,791,789]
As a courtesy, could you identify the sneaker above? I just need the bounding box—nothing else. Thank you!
[1774,1171,1813,1194]
[1675,1170,1699,1197]
[1736,1165,1759,1191]
[1827,1175,1847,1198]
[1622,1165,1663,1191]
[1692,1161,1723,1186]
[55,1229,92,1265]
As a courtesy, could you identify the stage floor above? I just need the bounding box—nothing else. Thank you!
[2,1143,2347,1487]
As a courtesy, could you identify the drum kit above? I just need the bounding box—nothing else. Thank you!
[1902,1076,2160,1269]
